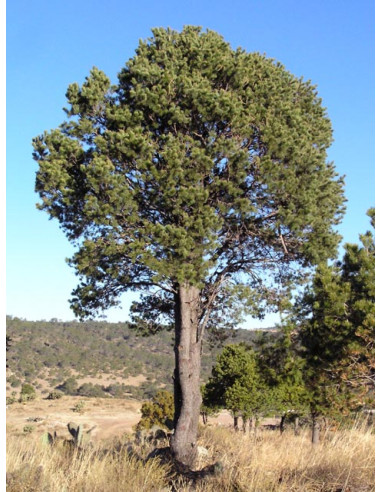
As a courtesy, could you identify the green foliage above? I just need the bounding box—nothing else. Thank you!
[19,384,36,402]
[204,344,268,419]
[136,390,175,431]
[256,325,309,417]
[6,317,260,398]
[297,209,375,416]
[77,383,107,398]
[339,208,375,394]
[200,384,219,421]
[23,425,35,434]
[57,377,78,395]
[72,400,86,414]
[32,26,344,325]
[46,390,64,400]
[7,375,21,388]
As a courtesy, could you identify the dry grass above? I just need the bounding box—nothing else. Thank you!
[6,422,374,491]
[191,422,375,492]
[6,434,172,492]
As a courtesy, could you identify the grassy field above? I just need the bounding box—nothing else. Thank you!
[6,397,375,491]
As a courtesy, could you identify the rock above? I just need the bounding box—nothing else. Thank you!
[197,445,209,458]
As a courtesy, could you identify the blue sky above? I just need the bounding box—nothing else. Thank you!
[6,0,375,325]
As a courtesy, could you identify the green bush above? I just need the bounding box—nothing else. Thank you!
[77,383,106,398]
[104,384,126,398]
[19,383,36,402]
[23,425,35,433]
[56,377,78,395]
[6,396,17,405]
[46,390,64,400]
[136,390,174,431]
[72,400,86,413]
[7,375,21,387]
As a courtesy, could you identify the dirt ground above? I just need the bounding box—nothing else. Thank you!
[6,396,143,441]
[6,396,280,442]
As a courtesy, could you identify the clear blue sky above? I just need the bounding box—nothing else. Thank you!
[6,0,375,325]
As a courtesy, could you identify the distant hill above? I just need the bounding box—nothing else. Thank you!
[6,316,278,400]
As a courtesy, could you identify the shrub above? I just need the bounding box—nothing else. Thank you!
[56,377,78,395]
[72,401,86,414]
[7,375,21,388]
[136,390,174,430]
[77,383,106,398]
[19,383,36,402]
[46,390,63,400]
[104,384,126,398]
[23,425,35,433]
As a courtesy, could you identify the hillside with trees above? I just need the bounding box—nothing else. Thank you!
[6,317,270,399]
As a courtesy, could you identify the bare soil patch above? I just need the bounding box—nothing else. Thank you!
[7,396,280,444]
[6,396,142,441]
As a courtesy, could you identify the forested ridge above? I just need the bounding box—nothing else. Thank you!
[6,316,274,399]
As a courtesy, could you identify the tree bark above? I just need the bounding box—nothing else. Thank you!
[242,417,247,433]
[311,414,320,445]
[249,417,253,433]
[171,284,202,468]
[280,413,286,434]
[294,416,300,436]
[233,415,239,431]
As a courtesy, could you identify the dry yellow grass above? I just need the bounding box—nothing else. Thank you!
[6,434,172,491]
[192,423,375,491]
[6,422,374,491]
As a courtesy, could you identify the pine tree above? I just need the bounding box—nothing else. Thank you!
[204,343,268,431]
[297,264,353,442]
[297,210,375,443]
[338,208,375,398]
[256,325,308,434]
[32,26,345,466]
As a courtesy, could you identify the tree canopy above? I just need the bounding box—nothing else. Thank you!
[33,26,345,326]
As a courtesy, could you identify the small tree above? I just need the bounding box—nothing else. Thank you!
[33,26,345,466]
[200,384,218,425]
[256,325,309,435]
[204,344,265,431]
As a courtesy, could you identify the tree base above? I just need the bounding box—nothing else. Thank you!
[146,446,224,484]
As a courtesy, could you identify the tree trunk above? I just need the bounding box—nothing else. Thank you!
[249,417,253,433]
[311,414,320,445]
[253,417,259,440]
[242,418,247,433]
[280,413,286,434]
[171,284,202,468]
[294,416,300,436]
[233,415,239,431]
